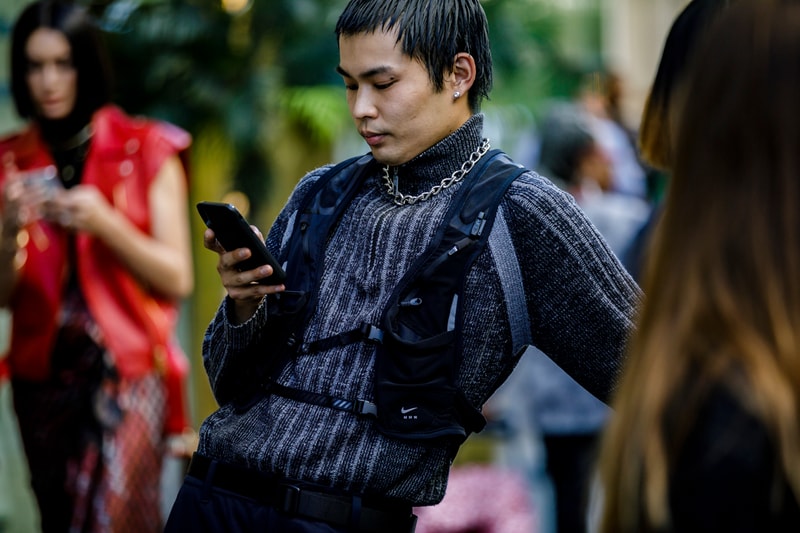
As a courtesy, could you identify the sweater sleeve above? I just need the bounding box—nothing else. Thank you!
[201,166,332,405]
[505,172,641,403]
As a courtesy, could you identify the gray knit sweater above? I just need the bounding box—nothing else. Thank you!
[197,114,641,506]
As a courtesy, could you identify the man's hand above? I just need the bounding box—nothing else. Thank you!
[203,226,285,324]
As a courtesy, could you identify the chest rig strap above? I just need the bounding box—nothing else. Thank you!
[263,379,379,418]
[299,322,384,355]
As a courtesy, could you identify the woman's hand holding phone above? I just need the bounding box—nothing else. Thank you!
[4,165,61,227]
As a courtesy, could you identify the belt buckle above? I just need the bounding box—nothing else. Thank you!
[279,483,302,514]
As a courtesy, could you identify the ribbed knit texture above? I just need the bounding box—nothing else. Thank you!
[198,114,641,505]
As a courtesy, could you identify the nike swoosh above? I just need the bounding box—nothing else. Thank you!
[400,407,418,414]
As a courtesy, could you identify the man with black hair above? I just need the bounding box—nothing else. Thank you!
[166,1,640,531]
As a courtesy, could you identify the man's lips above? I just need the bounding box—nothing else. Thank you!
[361,131,386,146]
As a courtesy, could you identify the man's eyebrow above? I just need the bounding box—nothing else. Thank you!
[336,65,394,79]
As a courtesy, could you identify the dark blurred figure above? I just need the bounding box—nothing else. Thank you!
[620,0,734,281]
[597,0,800,531]
[534,103,648,533]
[602,71,669,209]
[0,2,194,531]
[576,72,647,201]
[538,103,650,258]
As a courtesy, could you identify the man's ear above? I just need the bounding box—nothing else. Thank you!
[450,52,476,95]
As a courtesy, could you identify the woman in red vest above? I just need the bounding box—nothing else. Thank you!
[0,1,193,531]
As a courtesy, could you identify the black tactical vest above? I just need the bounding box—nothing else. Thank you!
[249,150,526,446]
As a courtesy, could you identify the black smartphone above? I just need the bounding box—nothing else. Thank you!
[196,201,286,285]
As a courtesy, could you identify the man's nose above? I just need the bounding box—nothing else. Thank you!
[351,88,378,120]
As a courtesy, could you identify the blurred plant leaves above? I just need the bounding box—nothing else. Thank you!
[82,0,341,211]
[71,0,600,210]
[279,86,349,146]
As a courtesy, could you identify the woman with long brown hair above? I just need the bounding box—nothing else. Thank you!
[596,0,800,531]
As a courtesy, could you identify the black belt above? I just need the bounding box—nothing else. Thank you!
[186,453,416,533]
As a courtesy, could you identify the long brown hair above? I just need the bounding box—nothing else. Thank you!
[637,0,733,170]
[598,1,800,530]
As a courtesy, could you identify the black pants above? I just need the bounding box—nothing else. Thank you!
[165,476,352,533]
[544,433,599,533]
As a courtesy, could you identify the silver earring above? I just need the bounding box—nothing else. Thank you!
[453,91,461,99]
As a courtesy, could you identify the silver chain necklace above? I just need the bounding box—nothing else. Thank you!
[381,138,491,206]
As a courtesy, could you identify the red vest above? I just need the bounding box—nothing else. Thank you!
[0,105,191,432]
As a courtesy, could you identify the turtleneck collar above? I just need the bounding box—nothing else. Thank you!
[387,114,486,195]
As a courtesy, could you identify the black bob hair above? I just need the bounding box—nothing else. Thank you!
[10,0,112,120]
[335,0,493,113]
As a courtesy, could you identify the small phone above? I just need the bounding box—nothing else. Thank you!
[196,201,286,285]
[21,165,60,194]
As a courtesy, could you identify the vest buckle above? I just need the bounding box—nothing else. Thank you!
[359,323,384,344]
[355,399,379,418]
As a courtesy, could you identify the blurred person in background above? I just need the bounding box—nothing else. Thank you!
[532,102,648,533]
[576,71,647,201]
[537,102,650,258]
[0,1,193,531]
[602,70,667,209]
[596,0,800,531]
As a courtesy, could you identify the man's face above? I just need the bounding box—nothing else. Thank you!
[337,29,470,166]
[25,28,77,120]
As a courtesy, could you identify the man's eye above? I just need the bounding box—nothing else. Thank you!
[345,84,357,91]
[375,81,394,90]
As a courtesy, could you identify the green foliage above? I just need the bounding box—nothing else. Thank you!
[484,0,603,121]
[77,0,289,210]
[83,0,358,211]
[69,0,601,210]
[279,86,349,146]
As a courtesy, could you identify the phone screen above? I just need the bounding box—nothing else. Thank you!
[21,165,60,196]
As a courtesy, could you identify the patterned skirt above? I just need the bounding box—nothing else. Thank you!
[13,285,167,533]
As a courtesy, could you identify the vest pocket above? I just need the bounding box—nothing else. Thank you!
[375,330,467,442]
